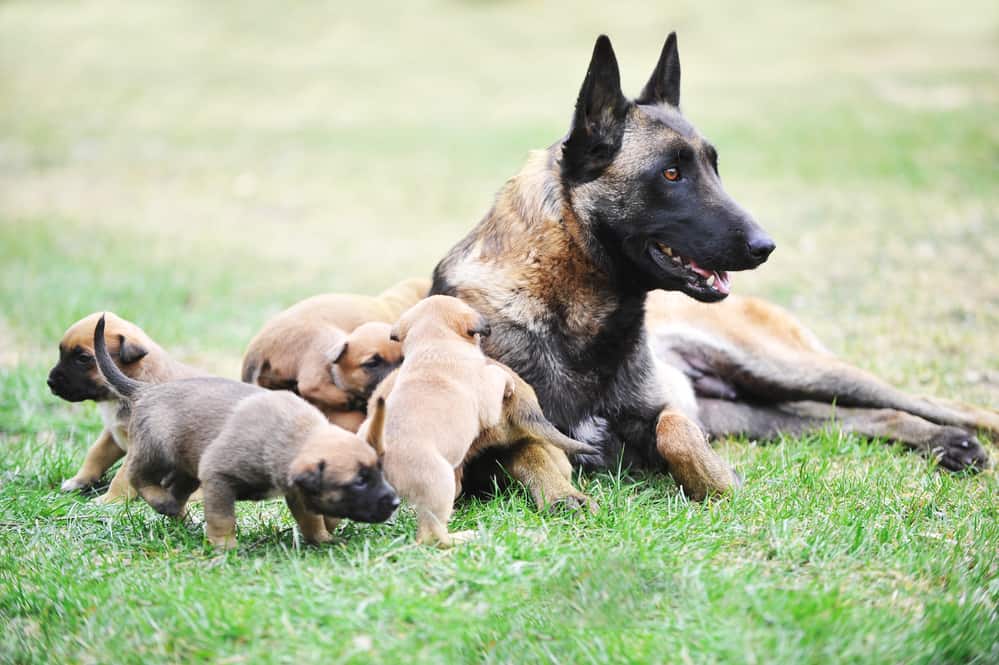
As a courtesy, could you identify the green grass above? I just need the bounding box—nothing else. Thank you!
[1,1,997,663]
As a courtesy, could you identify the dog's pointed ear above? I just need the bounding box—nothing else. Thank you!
[561,35,630,183]
[636,32,681,107]
[328,340,348,365]
[290,459,325,494]
[117,335,148,364]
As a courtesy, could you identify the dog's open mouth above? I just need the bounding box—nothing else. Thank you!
[649,242,731,296]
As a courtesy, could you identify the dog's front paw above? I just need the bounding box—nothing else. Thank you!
[929,428,991,472]
[546,492,598,515]
[60,476,97,493]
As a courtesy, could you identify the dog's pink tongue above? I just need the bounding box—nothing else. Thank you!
[689,260,731,295]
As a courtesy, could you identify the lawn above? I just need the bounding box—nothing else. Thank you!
[1,1,997,663]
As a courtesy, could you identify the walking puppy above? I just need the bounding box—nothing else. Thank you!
[370,295,514,547]
[242,277,426,429]
[92,316,398,550]
[47,311,202,502]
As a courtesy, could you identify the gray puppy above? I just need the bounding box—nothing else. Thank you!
[93,315,399,550]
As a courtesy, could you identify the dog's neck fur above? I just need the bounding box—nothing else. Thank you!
[432,147,660,444]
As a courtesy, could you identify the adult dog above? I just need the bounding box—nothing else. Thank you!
[432,33,994,501]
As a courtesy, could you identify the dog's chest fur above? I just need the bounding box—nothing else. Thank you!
[432,164,670,467]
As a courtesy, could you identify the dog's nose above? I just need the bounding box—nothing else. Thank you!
[46,376,57,390]
[746,235,776,263]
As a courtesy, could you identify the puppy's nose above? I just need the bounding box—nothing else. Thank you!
[46,376,57,390]
[746,235,776,263]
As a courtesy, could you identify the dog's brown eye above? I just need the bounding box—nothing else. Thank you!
[663,167,681,182]
[75,354,92,366]
[361,355,382,369]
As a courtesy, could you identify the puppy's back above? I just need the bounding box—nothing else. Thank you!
[131,378,263,474]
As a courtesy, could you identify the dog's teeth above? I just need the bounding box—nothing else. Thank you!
[707,274,715,286]
[664,246,673,257]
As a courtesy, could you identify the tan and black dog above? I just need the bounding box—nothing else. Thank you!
[241,277,427,429]
[92,316,398,550]
[47,311,203,503]
[431,33,994,504]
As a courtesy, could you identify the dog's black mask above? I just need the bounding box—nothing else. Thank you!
[561,34,774,302]
[47,345,110,402]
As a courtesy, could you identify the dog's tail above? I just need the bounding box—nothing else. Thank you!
[512,394,596,456]
[94,314,143,399]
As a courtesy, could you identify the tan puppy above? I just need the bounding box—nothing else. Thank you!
[47,311,202,503]
[364,295,515,547]
[363,362,596,500]
[241,277,428,429]
[92,316,398,550]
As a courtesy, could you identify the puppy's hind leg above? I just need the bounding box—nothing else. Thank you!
[409,455,467,548]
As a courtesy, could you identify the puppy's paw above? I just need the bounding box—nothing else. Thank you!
[208,534,238,551]
[60,476,97,493]
[304,530,334,545]
[447,529,478,546]
[929,428,991,472]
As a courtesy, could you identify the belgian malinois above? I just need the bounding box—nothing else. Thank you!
[431,33,995,501]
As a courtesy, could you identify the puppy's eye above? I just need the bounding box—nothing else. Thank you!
[361,355,382,370]
[75,354,92,366]
[663,167,681,182]
[353,476,368,489]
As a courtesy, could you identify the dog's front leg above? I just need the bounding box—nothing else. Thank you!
[61,429,124,493]
[93,455,139,504]
[655,409,741,500]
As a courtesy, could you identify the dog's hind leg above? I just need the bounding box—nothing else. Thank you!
[93,458,139,505]
[502,441,596,513]
[653,317,999,436]
[698,398,991,471]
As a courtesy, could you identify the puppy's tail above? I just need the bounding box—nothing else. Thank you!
[93,314,142,399]
[513,397,596,456]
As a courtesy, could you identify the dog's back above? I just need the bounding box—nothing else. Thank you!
[129,377,263,478]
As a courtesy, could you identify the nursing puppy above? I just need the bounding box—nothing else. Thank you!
[47,311,202,503]
[241,277,426,429]
[364,361,597,508]
[365,295,515,547]
[92,316,398,550]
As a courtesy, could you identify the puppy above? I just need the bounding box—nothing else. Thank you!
[241,277,427,429]
[47,311,202,503]
[92,315,398,550]
[363,362,596,498]
[360,295,516,547]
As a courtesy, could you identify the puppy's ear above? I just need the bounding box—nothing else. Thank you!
[466,313,491,339]
[389,320,406,344]
[561,35,630,183]
[117,335,148,364]
[290,459,326,494]
[636,32,681,107]
[328,341,348,365]
[365,397,386,457]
